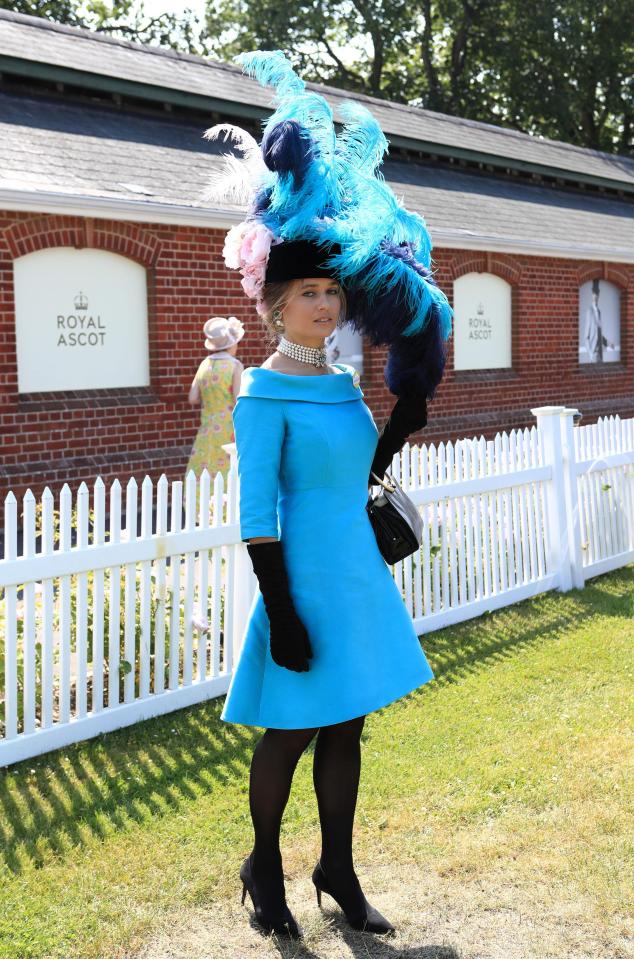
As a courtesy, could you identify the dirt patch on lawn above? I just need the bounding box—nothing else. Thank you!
[129,861,633,959]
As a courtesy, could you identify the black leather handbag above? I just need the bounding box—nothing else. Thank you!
[366,469,424,564]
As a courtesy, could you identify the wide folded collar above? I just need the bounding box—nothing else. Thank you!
[237,363,364,403]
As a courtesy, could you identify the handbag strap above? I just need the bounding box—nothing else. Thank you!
[370,471,397,492]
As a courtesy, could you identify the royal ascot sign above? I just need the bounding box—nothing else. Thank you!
[14,248,150,392]
[453,272,512,370]
[56,290,107,348]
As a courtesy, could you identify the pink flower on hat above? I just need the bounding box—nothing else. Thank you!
[222,219,277,300]
[241,267,264,298]
[223,222,250,270]
[240,223,274,268]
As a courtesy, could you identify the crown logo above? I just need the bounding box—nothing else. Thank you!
[74,290,88,311]
[476,301,484,316]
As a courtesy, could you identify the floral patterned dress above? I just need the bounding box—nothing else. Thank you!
[186,354,240,484]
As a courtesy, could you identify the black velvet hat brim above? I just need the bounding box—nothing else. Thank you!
[265,239,342,284]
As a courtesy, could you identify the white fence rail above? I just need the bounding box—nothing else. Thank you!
[2,405,633,766]
[573,414,634,579]
[0,468,256,767]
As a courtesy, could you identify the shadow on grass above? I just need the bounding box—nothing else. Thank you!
[248,914,459,959]
[1,564,632,880]
[336,923,458,959]
[418,564,634,692]
[0,697,258,875]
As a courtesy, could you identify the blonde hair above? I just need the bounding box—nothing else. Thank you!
[259,279,347,348]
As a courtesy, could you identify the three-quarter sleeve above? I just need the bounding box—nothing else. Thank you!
[232,395,286,541]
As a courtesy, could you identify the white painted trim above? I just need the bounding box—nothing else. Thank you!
[1,187,633,263]
[0,187,244,228]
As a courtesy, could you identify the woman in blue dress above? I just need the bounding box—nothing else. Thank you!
[204,51,453,941]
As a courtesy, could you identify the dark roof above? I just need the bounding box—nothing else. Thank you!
[0,91,211,206]
[2,90,632,261]
[388,160,634,259]
[1,8,634,194]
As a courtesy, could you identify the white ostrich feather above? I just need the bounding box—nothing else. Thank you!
[202,123,269,206]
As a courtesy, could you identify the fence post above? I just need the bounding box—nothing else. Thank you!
[560,407,585,589]
[530,406,580,592]
[223,442,257,668]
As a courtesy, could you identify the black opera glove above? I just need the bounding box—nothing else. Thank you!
[369,393,428,484]
[246,541,313,673]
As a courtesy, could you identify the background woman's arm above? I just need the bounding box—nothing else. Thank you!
[232,360,244,400]
[188,376,201,405]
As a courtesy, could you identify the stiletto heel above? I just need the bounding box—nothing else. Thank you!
[239,853,303,939]
[311,859,395,934]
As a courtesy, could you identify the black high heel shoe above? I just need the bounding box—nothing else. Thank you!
[311,859,396,934]
[239,852,303,939]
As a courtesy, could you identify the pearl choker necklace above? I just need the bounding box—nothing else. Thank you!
[277,334,327,368]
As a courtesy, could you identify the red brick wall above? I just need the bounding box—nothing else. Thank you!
[1,212,632,500]
[430,249,633,440]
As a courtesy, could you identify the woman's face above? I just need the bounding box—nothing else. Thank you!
[280,277,342,347]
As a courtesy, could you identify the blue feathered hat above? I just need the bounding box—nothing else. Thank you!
[203,50,453,399]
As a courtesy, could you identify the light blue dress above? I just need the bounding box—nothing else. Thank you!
[220,362,435,729]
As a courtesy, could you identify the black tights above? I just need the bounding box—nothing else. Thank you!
[249,715,366,883]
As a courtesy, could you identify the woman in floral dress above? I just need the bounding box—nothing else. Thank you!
[187,316,245,486]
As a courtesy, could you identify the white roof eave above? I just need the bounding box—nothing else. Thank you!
[1,187,632,264]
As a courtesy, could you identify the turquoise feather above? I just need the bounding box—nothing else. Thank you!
[206,50,453,394]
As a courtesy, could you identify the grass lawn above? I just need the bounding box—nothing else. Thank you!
[0,565,632,959]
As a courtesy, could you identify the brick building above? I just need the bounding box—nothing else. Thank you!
[1,9,633,499]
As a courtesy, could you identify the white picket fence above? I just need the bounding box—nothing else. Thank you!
[1,405,633,766]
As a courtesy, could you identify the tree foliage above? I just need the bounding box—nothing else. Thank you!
[4,0,632,154]
[1,0,207,53]
[205,0,634,154]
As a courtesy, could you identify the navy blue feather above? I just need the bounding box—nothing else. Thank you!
[261,120,314,189]
[344,254,448,398]
[384,308,448,399]
[252,186,273,214]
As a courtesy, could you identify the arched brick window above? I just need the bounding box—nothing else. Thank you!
[453,272,513,370]
[14,247,149,392]
[579,278,621,365]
